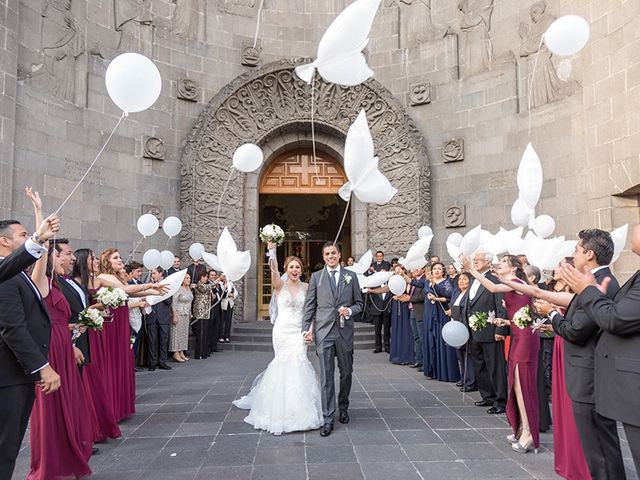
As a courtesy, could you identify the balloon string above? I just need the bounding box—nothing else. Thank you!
[216,168,234,233]
[252,0,265,49]
[53,111,126,216]
[310,75,322,186]
[331,195,351,247]
[124,235,145,265]
[526,34,545,139]
[191,162,197,245]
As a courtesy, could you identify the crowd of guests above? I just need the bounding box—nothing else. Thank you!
[359,232,640,479]
[0,189,238,479]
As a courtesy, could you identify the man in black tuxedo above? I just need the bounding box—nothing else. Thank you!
[147,267,173,371]
[0,218,62,479]
[550,229,626,479]
[366,250,391,276]
[367,277,393,353]
[464,251,508,414]
[408,267,426,369]
[167,255,181,276]
[561,223,640,474]
[55,239,92,371]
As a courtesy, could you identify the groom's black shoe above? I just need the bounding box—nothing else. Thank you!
[320,423,333,437]
[339,410,349,424]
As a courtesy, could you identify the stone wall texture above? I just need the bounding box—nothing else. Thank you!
[2,0,639,316]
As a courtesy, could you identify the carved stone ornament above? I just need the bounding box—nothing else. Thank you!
[143,136,166,160]
[444,205,466,228]
[177,78,199,102]
[409,82,431,106]
[241,44,261,67]
[142,204,163,221]
[442,139,464,163]
[179,59,432,318]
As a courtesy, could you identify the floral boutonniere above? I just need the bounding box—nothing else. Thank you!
[343,274,352,285]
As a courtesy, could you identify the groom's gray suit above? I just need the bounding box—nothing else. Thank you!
[302,266,363,426]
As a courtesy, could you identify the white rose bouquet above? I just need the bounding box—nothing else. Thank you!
[95,286,128,308]
[72,307,105,344]
[512,305,533,329]
[259,223,285,245]
[468,311,494,331]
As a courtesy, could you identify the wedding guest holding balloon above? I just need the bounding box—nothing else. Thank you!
[193,271,213,359]
[367,274,393,354]
[126,261,147,367]
[408,267,426,370]
[448,272,477,392]
[171,272,193,363]
[219,273,236,343]
[187,255,206,292]
[146,267,173,371]
[389,268,415,365]
[463,254,539,453]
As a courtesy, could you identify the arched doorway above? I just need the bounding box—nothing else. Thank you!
[257,149,350,318]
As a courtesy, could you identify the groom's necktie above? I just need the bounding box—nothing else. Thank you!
[329,269,337,296]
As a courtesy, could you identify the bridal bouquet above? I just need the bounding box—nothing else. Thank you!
[72,307,105,344]
[95,286,128,308]
[512,305,533,329]
[259,223,285,245]
[468,311,494,331]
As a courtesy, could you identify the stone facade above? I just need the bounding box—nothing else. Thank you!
[3,0,640,317]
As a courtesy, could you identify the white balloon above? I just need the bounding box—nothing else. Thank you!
[201,251,222,271]
[162,216,182,238]
[405,235,434,263]
[295,0,381,86]
[533,215,556,239]
[345,250,373,275]
[142,249,161,270]
[160,250,174,270]
[189,242,205,261]
[610,224,629,264]
[544,15,590,57]
[460,225,483,256]
[359,271,393,289]
[232,143,264,173]
[217,227,252,282]
[402,256,428,270]
[387,274,406,296]
[105,53,162,113]
[446,241,462,263]
[442,320,469,348]
[447,232,463,247]
[137,213,159,237]
[517,143,543,210]
[418,226,433,238]
[497,227,526,255]
[511,197,532,227]
[147,269,187,306]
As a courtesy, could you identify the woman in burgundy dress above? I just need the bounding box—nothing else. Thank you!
[28,245,93,477]
[464,255,539,453]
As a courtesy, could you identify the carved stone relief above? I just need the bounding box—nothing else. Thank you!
[241,44,261,67]
[442,139,464,163]
[114,0,153,51]
[218,0,256,17]
[143,136,166,160]
[179,59,431,317]
[142,204,163,220]
[177,78,199,102]
[409,82,431,106]
[519,1,572,108]
[171,0,200,38]
[397,0,443,48]
[445,205,466,228]
[458,0,495,77]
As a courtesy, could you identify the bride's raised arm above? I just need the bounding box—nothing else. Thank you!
[267,242,285,291]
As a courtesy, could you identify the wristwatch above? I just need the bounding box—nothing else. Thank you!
[31,232,46,245]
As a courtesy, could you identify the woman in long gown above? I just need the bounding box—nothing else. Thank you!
[422,263,460,382]
[464,255,539,453]
[233,242,323,435]
[170,273,193,362]
[389,290,414,365]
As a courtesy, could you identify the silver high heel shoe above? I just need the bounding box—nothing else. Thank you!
[512,438,537,454]
[506,434,518,444]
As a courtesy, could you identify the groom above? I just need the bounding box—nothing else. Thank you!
[302,242,363,437]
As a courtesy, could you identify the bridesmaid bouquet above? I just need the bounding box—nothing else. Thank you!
[259,223,285,245]
[72,307,105,344]
[95,286,128,308]
[469,311,494,331]
[512,305,533,329]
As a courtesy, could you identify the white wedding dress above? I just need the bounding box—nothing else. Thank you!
[233,282,323,435]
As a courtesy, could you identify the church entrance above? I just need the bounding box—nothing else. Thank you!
[258,149,351,320]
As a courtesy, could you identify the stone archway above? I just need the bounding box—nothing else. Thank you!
[180,59,431,320]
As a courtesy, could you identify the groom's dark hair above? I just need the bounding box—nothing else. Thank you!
[322,241,340,253]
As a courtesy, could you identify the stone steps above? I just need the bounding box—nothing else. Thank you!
[225,321,376,352]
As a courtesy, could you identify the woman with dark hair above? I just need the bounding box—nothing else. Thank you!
[193,270,212,359]
[449,272,476,391]
[463,254,540,454]
[26,189,93,479]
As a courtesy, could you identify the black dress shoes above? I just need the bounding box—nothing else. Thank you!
[487,406,506,414]
[320,423,333,437]
[460,386,478,392]
[455,381,464,387]
[339,411,349,424]
[91,447,100,455]
[474,400,492,407]
[384,347,390,353]
[373,348,382,353]
[410,363,423,369]
[158,364,172,370]
[134,367,143,373]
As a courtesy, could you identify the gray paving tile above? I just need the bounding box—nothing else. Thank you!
[360,461,422,480]
[393,429,443,445]
[253,446,305,465]
[348,430,398,446]
[307,462,365,480]
[463,458,534,478]
[413,460,475,479]
[434,429,488,443]
[353,444,410,462]
[385,417,430,430]
[195,465,252,480]
[251,464,307,480]
[306,445,357,463]
[401,443,458,462]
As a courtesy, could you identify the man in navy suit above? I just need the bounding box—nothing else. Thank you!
[0,217,62,478]
[561,224,640,474]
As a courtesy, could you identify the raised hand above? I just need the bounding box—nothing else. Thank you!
[37,214,61,242]
[25,186,42,212]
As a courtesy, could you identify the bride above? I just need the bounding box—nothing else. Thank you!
[232,242,323,435]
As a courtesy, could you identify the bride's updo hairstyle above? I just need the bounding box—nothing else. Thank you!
[284,256,303,272]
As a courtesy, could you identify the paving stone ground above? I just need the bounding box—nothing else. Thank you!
[14,347,638,479]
